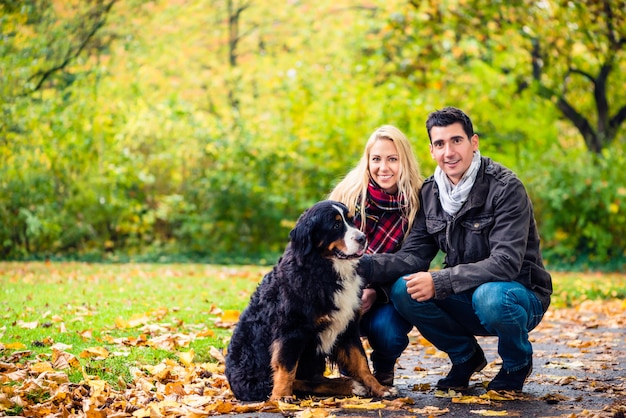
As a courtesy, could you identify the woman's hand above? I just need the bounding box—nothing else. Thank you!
[361,288,377,313]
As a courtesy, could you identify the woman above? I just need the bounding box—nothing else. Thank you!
[329,124,424,385]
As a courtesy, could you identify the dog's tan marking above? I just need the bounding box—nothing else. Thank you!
[315,314,332,327]
[270,341,297,400]
[336,345,387,397]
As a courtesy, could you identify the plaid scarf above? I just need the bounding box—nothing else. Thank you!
[355,182,408,254]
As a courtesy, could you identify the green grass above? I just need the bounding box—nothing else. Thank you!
[549,271,626,308]
[1,262,625,386]
[0,262,268,387]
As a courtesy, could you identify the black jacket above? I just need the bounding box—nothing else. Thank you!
[359,156,553,312]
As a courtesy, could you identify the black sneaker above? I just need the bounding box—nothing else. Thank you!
[374,370,394,386]
[436,348,487,391]
[487,359,532,391]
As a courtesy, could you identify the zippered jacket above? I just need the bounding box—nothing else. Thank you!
[358,156,553,312]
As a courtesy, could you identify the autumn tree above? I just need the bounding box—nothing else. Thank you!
[368,0,626,154]
[0,0,117,99]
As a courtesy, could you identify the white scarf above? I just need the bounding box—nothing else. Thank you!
[434,150,481,216]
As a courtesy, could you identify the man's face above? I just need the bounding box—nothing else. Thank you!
[429,122,479,185]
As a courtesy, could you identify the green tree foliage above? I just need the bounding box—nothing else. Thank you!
[365,0,626,154]
[0,0,624,268]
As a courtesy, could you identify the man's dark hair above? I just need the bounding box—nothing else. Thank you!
[425,106,474,142]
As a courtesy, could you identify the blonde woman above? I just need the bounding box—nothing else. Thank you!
[329,125,424,385]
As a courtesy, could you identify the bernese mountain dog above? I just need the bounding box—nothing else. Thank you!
[225,200,392,401]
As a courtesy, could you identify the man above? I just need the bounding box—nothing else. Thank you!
[357,106,552,392]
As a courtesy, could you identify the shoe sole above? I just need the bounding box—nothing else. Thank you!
[436,358,488,391]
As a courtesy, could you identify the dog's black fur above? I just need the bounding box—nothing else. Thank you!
[225,200,389,401]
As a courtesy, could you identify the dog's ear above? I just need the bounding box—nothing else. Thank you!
[289,210,317,264]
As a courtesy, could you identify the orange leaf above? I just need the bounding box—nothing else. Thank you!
[79,346,109,359]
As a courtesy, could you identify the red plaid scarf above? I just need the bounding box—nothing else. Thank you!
[355,182,408,254]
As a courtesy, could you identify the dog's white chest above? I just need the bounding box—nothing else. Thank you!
[317,260,362,354]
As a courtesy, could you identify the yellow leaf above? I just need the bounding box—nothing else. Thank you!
[178,348,195,366]
[481,390,523,401]
[132,407,151,417]
[452,395,490,404]
[86,379,109,398]
[115,317,130,329]
[435,389,462,398]
[425,347,437,355]
[343,402,386,410]
[3,342,27,350]
[277,400,302,411]
[31,361,54,373]
[220,310,240,324]
[341,400,386,410]
[80,346,109,359]
[470,409,509,416]
[295,408,332,417]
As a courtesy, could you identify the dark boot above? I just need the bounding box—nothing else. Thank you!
[487,359,532,391]
[373,370,394,386]
[436,348,487,391]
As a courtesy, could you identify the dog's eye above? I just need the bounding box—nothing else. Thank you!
[333,221,342,230]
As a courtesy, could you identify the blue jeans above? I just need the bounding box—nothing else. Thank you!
[391,278,544,372]
[360,303,413,373]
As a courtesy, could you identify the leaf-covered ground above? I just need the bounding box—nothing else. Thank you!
[1,263,625,417]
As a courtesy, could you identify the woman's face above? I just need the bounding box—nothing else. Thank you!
[369,138,400,194]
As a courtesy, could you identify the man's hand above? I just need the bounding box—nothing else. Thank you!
[404,272,435,302]
[361,288,377,313]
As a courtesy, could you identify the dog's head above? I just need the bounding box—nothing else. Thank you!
[289,200,367,264]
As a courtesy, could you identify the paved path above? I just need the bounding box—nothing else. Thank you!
[227,300,626,417]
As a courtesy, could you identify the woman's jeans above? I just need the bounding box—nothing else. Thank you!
[391,278,544,372]
[360,303,413,373]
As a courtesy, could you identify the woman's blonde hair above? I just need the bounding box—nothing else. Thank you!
[328,125,424,239]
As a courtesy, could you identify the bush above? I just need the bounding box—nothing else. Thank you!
[527,145,626,270]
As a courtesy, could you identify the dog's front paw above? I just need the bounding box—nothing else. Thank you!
[381,385,398,398]
[351,380,368,397]
[269,395,296,403]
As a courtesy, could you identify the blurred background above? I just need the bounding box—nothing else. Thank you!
[1,0,624,270]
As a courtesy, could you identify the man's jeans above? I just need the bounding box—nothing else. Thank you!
[360,303,413,373]
[391,278,544,372]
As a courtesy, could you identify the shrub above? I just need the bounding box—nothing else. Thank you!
[527,145,626,270]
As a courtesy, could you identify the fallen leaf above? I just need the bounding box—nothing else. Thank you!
[452,395,491,404]
[3,342,27,350]
[410,405,450,416]
[52,349,81,370]
[470,409,510,416]
[80,346,110,360]
[16,320,38,329]
[178,348,195,366]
